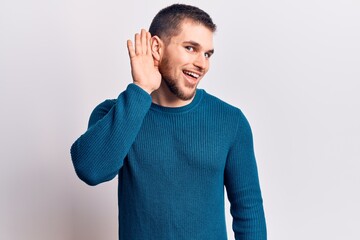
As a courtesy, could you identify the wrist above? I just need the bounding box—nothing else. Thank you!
[133,82,153,95]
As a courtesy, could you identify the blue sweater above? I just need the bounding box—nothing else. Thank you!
[71,84,266,240]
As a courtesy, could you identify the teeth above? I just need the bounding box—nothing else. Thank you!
[184,70,200,79]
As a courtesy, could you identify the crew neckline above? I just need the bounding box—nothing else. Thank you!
[150,89,204,114]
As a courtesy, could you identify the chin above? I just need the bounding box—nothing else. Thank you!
[173,87,196,101]
[164,78,197,101]
[180,89,197,101]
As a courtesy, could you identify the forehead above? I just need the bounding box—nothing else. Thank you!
[169,20,214,50]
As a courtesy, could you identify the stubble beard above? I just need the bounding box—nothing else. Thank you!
[159,58,197,101]
[163,77,196,101]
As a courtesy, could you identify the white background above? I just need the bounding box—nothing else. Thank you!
[1,0,359,239]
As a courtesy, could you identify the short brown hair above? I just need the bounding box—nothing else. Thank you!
[149,4,216,42]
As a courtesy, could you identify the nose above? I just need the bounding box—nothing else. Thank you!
[193,53,207,70]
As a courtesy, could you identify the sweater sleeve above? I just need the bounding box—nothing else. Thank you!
[70,83,152,186]
[224,109,267,240]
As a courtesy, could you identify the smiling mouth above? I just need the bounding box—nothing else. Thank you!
[183,70,200,83]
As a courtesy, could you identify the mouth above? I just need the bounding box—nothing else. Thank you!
[182,70,201,84]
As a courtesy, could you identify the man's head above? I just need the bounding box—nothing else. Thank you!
[149,4,216,44]
[149,4,216,101]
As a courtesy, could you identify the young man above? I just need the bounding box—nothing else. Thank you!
[71,4,267,240]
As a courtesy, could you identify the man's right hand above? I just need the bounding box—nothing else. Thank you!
[127,29,162,94]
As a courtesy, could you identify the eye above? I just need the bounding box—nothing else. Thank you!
[185,46,194,52]
[204,52,211,59]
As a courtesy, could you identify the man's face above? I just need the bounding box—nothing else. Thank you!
[158,20,214,101]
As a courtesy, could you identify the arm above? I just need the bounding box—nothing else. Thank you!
[224,109,267,240]
[71,29,161,186]
[70,84,152,186]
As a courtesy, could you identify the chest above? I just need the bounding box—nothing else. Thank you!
[127,112,232,176]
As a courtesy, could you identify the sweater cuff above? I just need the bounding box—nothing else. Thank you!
[127,82,152,98]
[122,83,152,109]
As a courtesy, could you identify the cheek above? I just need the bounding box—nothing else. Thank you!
[173,48,192,64]
[173,54,189,66]
[161,47,192,71]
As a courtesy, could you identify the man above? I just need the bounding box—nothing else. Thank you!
[71,4,267,240]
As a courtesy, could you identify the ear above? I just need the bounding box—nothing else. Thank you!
[150,35,163,65]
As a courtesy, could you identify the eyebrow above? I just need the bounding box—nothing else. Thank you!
[183,40,215,54]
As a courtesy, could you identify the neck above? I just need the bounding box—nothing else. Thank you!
[151,81,195,107]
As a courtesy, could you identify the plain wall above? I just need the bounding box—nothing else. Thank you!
[1,0,359,239]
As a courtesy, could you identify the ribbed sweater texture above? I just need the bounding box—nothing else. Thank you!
[71,83,266,240]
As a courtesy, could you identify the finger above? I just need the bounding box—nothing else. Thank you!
[141,29,147,55]
[146,31,151,55]
[135,33,141,55]
[127,40,135,58]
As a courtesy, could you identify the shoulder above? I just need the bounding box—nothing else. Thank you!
[200,89,252,130]
[201,89,243,117]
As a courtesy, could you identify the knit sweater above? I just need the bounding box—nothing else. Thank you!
[71,83,266,240]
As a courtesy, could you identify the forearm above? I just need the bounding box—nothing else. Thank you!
[228,185,266,240]
[70,84,152,185]
[225,109,267,239]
